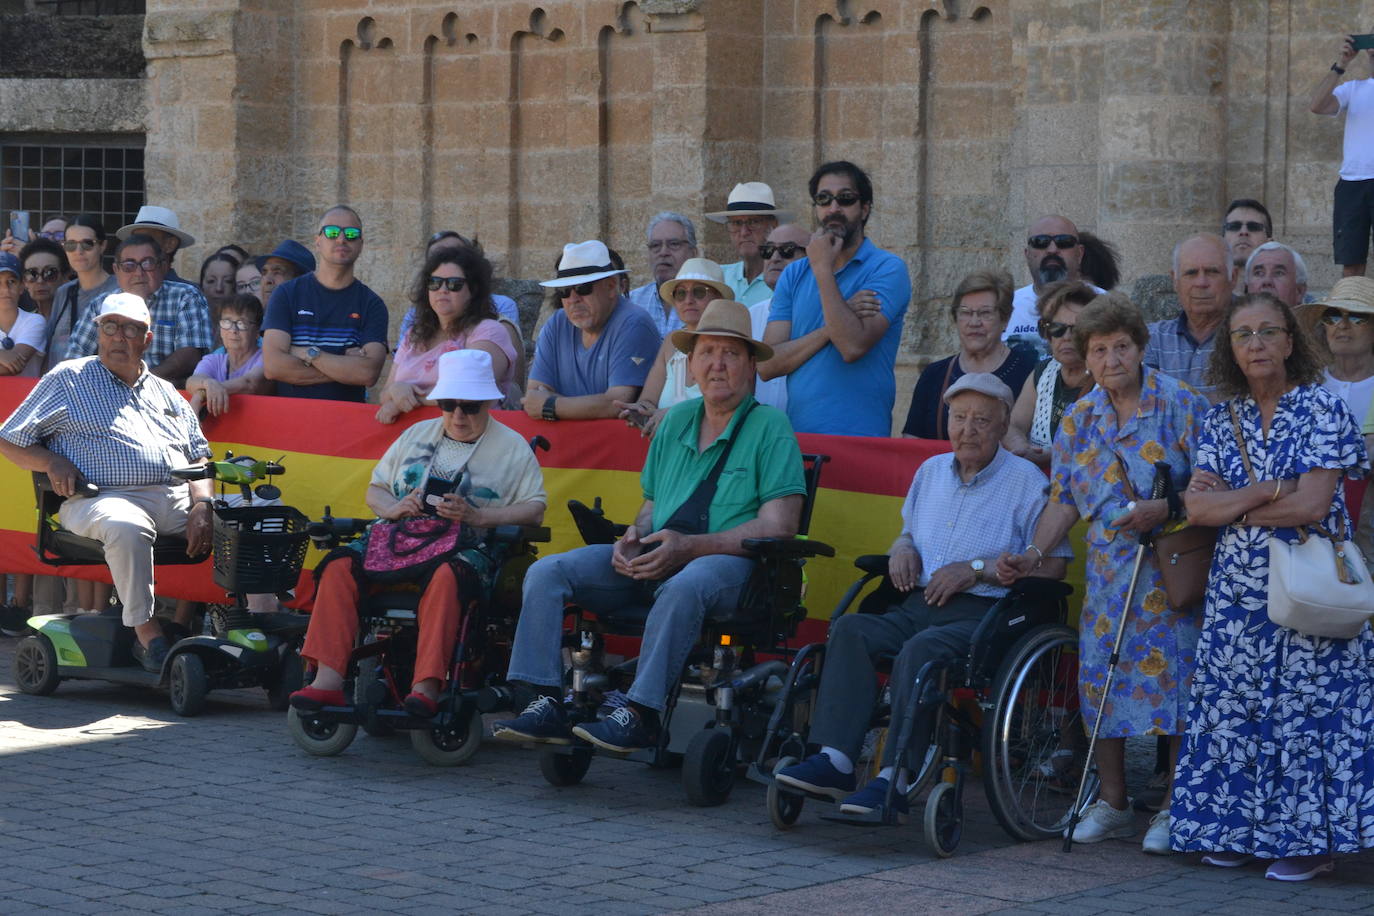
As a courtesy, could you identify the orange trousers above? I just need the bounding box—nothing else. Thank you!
[301,559,463,687]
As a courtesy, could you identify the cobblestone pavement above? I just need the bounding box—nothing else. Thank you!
[0,643,1369,915]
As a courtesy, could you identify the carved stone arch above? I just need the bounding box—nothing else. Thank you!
[337,16,399,202]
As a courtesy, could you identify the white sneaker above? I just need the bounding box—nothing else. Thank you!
[1142,810,1175,854]
[1070,799,1137,843]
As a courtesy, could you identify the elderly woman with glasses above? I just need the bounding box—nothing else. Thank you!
[376,245,519,424]
[1295,276,1374,420]
[1171,292,1372,880]
[291,349,546,718]
[185,294,272,416]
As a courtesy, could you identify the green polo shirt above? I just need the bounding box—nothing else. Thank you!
[642,394,807,534]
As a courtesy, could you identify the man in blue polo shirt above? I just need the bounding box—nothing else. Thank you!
[761,160,911,436]
[262,205,388,401]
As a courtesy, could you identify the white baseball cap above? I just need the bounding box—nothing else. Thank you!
[94,292,151,327]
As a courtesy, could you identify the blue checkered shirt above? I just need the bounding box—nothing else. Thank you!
[627,282,681,340]
[899,447,1072,598]
[65,279,214,367]
[0,357,210,488]
[1143,312,1218,402]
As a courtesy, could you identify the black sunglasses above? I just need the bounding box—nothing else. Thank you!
[1320,308,1371,326]
[427,275,468,292]
[812,190,862,207]
[63,239,99,252]
[438,399,484,415]
[1223,220,1267,234]
[24,266,61,282]
[1044,321,1075,339]
[556,281,598,300]
[759,242,804,260]
[1027,234,1079,250]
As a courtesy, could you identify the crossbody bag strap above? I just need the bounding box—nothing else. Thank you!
[1227,402,1258,484]
[934,357,958,440]
[661,398,756,533]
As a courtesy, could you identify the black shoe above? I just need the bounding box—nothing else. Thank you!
[492,695,574,744]
[136,636,170,674]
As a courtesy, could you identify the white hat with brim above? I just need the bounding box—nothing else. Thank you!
[117,205,196,248]
[95,292,151,328]
[669,299,774,362]
[429,349,505,402]
[705,181,794,224]
[658,258,734,305]
[943,372,1015,410]
[1297,276,1374,337]
[539,240,628,288]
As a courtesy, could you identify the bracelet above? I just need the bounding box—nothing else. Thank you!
[541,396,558,421]
[1026,543,1045,568]
[1333,63,1347,75]
[192,497,215,508]
[1270,479,1282,503]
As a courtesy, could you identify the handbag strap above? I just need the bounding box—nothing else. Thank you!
[1227,402,1258,484]
[660,398,755,535]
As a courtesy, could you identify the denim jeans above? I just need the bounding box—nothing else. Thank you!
[506,544,756,712]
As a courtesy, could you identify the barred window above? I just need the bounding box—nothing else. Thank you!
[31,1,146,14]
[0,136,145,236]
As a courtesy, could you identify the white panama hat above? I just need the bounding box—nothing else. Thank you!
[539,240,628,288]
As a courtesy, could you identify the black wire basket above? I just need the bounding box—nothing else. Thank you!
[211,506,310,594]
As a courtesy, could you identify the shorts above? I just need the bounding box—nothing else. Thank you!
[1333,178,1374,265]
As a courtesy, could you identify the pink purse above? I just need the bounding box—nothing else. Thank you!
[362,518,462,584]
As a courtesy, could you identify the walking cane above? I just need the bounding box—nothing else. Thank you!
[1062,463,1170,853]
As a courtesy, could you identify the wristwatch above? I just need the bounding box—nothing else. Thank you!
[303,346,322,366]
[1333,62,1347,75]
[542,396,558,421]
[970,558,985,581]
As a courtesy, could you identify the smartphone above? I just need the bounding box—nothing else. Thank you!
[9,210,29,241]
[1353,34,1374,51]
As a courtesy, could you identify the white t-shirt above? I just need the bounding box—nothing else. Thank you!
[1332,78,1374,181]
[1322,368,1374,423]
[1,308,48,378]
[748,298,788,413]
[1005,282,1105,356]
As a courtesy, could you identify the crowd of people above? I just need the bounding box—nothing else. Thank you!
[4,37,1374,881]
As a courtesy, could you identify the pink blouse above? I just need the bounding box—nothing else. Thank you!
[392,319,518,395]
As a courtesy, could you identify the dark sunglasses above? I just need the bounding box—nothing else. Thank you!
[63,239,99,252]
[426,275,468,293]
[1223,220,1267,234]
[1320,308,1371,326]
[672,283,716,303]
[812,190,862,208]
[24,266,61,282]
[38,230,64,242]
[438,399,484,415]
[1027,234,1079,250]
[759,242,804,260]
[319,225,363,241]
[1044,321,1075,339]
[556,281,598,300]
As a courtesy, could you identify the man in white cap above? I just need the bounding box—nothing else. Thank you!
[522,240,661,420]
[774,373,1070,819]
[118,205,196,282]
[0,292,214,673]
[707,182,793,307]
[627,212,699,338]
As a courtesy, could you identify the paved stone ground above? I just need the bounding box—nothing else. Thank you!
[0,643,1369,915]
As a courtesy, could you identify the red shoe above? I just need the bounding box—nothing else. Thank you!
[403,692,439,718]
[289,685,346,711]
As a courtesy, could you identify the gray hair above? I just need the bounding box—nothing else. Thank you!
[1244,240,1309,287]
[645,211,697,248]
[1171,235,1232,276]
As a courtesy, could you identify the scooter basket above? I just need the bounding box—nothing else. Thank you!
[212,506,310,594]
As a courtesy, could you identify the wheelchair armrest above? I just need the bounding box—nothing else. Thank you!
[854,554,889,576]
[489,524,551,544]
[741,537,835,559]
[33,471,98,499]
[1008,576,1073,603]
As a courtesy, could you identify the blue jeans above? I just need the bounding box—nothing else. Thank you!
[505,544,756,712]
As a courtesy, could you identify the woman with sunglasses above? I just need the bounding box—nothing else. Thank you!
[17,237,70,330]
[46,215,116,374]
[185,294,272,417]
[1294,277,1374,420]
[291,349,546,717]
[1004,280,1097,467]
[615,258,734,438]
[376,246,518,424]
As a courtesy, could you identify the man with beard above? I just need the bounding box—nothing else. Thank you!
[1143,233,1234,402]
[761,160,911,436]
[627,212,698,338]
[1006,215,1102,355]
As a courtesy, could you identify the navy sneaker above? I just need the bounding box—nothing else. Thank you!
[571,706,657,753]
[492,695,573,744]
[839,777,910,821]
[135,637,170,674]
[774,753,857,801]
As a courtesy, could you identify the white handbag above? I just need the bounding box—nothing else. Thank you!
[1267,523,1374,639]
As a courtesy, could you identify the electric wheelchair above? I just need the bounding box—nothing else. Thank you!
[747,554,1087,857]
[529,454,833,806]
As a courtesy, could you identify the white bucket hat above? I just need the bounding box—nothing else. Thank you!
[705,182,793,224]
[429,349,505,402]
[117,205,196,247]
[658,258,734,305]
[539,240,628,288]
[95,292,151,327]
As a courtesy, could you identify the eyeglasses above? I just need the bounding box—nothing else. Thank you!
[219,317,255,331]
[1027,234,1079,250]
[556,281,598,300]
[1229,326,1290,345]
[236,277,262,293]
[812,191,862,208]
[1223,220,1267,234]
[38,230,64,242]
[63,239,98,253]
[759,242,804,260]
[24,266,60,282]
[115,256,162,274]
[1320,308,1370,326]
[426,275,468,293]
[956,308,998,323]
[99,320,146,339]
[319,225,363,242]
[726,216,771,231]
[1044,321,1076,339]
[437,399,484,415]
[672,284,716,303]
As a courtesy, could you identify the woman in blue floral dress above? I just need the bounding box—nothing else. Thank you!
[1173,293,1373,881]
[1003,293,1209,854]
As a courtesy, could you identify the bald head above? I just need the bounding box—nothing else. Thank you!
[763,223,813,289]
[1024,214,1084,290]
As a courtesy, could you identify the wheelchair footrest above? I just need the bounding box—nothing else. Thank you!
[819,808,907,827]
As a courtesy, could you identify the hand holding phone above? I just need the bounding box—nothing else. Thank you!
[1352,34,1374,52]
[9,211,30,243]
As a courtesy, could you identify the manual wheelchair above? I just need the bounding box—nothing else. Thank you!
[530,454,833,806]
[747,554,1087,857]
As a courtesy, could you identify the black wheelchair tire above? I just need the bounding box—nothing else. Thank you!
[169,653,209,717]
[682,728,736,807]
[265,649,304,712]
[923,780,962,858]
[539,747,592,787]
[410,707,484,767]
[287,707,359,757]
[766,756,805,829]
[14,635,60,695]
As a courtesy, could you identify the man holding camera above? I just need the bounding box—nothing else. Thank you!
[1310,32,1374,278]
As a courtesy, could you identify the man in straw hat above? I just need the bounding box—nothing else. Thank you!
[775,373,1069,818]
[496,299,807,753]
[523,240,660,421]
[706,182,793,307]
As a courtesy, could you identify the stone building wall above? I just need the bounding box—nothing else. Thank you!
[128,0,1372,380]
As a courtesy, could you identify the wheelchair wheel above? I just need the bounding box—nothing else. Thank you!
[539,747,592,787]
[14,635,60,695]
[169,653,209,717]
[265,650,304,712]
[410,707,484,767]
[981,624,1084,841]
[682,728,736,807]
[767,756,805,829]
[287,708,359,757]
[923,781,962,858]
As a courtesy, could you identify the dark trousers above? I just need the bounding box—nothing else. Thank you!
[808,589,994,767]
